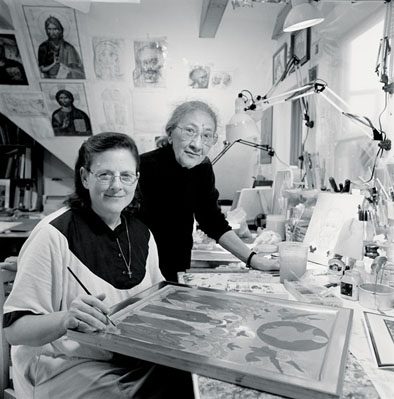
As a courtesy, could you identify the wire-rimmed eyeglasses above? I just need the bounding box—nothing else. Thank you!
[87,169,140,186]
[175,125,218,147]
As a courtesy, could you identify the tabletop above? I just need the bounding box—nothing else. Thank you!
[180,263,394,399]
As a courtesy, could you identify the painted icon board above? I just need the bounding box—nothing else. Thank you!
[68,282,353,399]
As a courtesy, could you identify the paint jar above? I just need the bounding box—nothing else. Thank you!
[340,270,360,301]
[266,214,286,241]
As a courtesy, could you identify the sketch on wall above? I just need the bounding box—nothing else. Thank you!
[99,87,130,132]
[40,82,92,136]
[188,65,210,88]
[1,92,47,117]
[210,70,232,89]
[133,39,167,88]
[93,38,125,81]
[23,5,85,79]
[0,34,28,85]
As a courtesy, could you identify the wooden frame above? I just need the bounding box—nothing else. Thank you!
[68,282,353,398]
[291,28,311,66]
[0,179,10,210]
[272,43,287,84]
[363,311,394,368]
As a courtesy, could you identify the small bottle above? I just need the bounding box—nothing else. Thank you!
[340,270,359,300]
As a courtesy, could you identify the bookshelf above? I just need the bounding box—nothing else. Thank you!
[0,113,43,212]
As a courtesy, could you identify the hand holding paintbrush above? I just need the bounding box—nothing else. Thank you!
[67,267,116,329]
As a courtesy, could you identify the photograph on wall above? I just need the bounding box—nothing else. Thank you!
[40,82,92,136]
[210,70,233,89]
[23,5,85,79]
[188,65,210,89]
[133,38,167,88]
[0,34,28,85]
[1,92,47,117]
[291,28,311,66]
[93,37,125,81]
[272,43,287,85]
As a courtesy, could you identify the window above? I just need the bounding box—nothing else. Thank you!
[334,15,385,182]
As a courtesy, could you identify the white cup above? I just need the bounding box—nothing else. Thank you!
[266,214,286,240]
[278,242,308,283]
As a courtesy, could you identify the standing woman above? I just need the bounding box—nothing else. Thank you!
[137,100,278,282]
[3,132,193,398]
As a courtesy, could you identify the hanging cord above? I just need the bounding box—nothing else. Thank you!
[358,91,389,184]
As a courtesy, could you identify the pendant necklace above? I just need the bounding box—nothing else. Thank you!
[116,217,132,279]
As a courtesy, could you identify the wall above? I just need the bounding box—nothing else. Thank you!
[0,0,278,199]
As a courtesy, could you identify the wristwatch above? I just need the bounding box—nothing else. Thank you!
[246,251,256,268]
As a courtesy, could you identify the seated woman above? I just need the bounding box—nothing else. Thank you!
[3,132,193,398]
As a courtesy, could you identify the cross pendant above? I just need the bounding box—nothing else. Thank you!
[128,270,132,279]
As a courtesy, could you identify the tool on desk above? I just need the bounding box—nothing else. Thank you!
[67,267,116,327]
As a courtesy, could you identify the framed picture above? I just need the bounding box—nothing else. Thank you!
[0,179,10,209]
[260,108,273,164]
[69,282,353,399]
[272,43,287,84]
[363,311,394,368]
[291,28,311,66]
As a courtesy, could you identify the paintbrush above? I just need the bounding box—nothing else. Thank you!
[67,267,116,327]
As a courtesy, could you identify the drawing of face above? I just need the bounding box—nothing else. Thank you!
[46,23,62,41]
[98,43,118,66]
[191,68,209,88]
[138,46,163,83]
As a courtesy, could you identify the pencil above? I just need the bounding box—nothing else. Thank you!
[67,267,116,327]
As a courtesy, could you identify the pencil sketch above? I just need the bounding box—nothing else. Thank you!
[210,70,232,89]
[40,82,92,136]
[23,5,85,79]
[93,37,125,81]
[100,87,129,132]
[0,34,28,85]
[133,39,167,88]
[1,92,47,117]
[188,65,210,88]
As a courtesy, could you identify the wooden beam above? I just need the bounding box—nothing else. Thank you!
[199,0,229,38]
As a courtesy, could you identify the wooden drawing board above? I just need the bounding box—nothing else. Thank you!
[68,282,352,399]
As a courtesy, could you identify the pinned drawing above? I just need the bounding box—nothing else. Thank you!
[188,65,210,88]
[210,70,232,89]
[23,5,85,79]
[69,283,353,398]
[133,39,167,88]
[1,92,47,117]
[40,82,92,136]
[93,38,125,81]
[99,87,129,132]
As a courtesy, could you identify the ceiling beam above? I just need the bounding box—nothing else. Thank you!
[199,0,229,38]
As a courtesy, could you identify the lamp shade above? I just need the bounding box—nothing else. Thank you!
[283,0,324,32]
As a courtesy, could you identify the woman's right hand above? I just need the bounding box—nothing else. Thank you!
[65,293,111,333]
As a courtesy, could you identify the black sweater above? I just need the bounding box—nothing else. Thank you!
[137,145,230,281]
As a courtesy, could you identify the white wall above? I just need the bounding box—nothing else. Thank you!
[0,0,278,199]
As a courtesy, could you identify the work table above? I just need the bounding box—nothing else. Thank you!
[179,264,394,399]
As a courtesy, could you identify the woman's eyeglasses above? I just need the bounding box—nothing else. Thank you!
[176,126,218,147]
[87,169,140,186]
